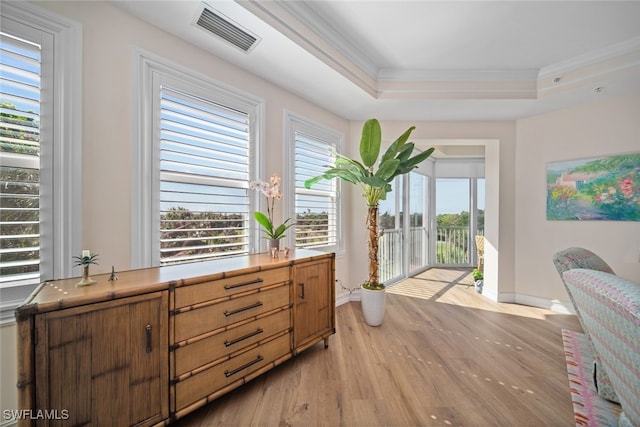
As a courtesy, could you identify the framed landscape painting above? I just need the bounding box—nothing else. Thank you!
[546,153,640,221]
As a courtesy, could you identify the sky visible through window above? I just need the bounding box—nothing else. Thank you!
[437,178,485,214]
[379,177,485,217]
[0,32,41,115]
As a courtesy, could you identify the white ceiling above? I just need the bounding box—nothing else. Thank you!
[113,0,640,121]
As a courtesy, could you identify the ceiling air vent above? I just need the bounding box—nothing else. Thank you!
[196,6,259,53]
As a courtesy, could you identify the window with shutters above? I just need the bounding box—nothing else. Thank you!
[0,31,42,287]
[134,52,263,267]
[159,86,252,264]
[285,113,343,252]
[0,3,81,321]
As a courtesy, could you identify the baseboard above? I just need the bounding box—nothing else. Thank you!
[482,288,501,302]
[515,294,575,314]
[337,288,574,314]
[549,299,575,314]
[336,292,353,306]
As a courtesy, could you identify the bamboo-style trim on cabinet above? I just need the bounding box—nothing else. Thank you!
[16,250,334,426]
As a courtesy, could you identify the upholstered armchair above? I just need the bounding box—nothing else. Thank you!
[552,247,619,403]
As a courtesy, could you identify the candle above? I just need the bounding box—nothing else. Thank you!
[82,250,90,258]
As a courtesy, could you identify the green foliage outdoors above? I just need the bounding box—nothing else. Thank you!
[1,102,40,278]
[160,208,333,263]
[160,207,247,263]
[379,207,485,265]
[436,210,484,264]
[295,210,331,247]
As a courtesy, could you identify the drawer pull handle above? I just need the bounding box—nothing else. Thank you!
[224,355,264,377]
[145,324,152,353]
[224,328,264,347]
[299,283,305,300]
[224,278,263,290]
[224,301,263,317]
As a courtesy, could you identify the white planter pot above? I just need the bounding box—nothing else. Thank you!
[361,287,386,326]
[474,279,483,294]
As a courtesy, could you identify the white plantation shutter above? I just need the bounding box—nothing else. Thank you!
[159,85,251,264]
[0,5,80,321]
[294,132,338,248]
[0,31,42,287]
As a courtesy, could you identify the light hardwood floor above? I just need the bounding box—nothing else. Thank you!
[174,268,581,427]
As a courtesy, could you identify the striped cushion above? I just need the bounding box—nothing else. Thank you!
[562,269,640,426]
[553,248,615,275]
[561,329,621,426]
[553,247,619,403]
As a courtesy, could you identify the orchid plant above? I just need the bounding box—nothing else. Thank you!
[250,173,294,240]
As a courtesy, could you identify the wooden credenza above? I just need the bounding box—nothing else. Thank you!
[15,250,335,426]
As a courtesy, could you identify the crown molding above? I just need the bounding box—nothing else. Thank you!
[376,68,539,99]
[377,80,537,100]
[539,35,640,80]
[378,68,540,83]
[238,1,640,102]
[271,0,379,79]
[538,40,640,97]
[237,0,378,97]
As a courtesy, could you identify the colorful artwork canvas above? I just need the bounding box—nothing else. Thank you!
[546,153,640,221]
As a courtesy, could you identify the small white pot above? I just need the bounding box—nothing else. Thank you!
[474,279,483,294]
[361,286,386,326]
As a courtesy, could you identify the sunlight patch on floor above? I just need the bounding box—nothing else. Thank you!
[387,268,473,300]
[386,278,451,300]
[389,268,558,321]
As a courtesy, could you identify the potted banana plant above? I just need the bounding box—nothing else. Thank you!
[305,119,434,326]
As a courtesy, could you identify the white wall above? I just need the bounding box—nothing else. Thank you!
[515,93,640,311]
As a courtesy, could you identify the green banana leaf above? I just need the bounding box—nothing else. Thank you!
[306,118,433,195]
[359,119,381,167]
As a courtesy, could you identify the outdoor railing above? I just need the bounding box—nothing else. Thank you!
[379,228,402,284]
[408,226,428,273]
[379,225,484,283]
[436,226,470,265]
[379,227,428,284]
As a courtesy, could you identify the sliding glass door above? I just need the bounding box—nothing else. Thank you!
[378,177,403,283]
[408,172,429,276]
[435,178,484,267]
[378,172,431,284]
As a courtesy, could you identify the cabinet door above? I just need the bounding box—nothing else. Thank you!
[293,258,333,350]
[35,292,168,426]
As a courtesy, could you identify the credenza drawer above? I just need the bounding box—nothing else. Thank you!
[174,308,291,376]
[174,283,290,342]
[175,332,291,411]
[175,267,290,309]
